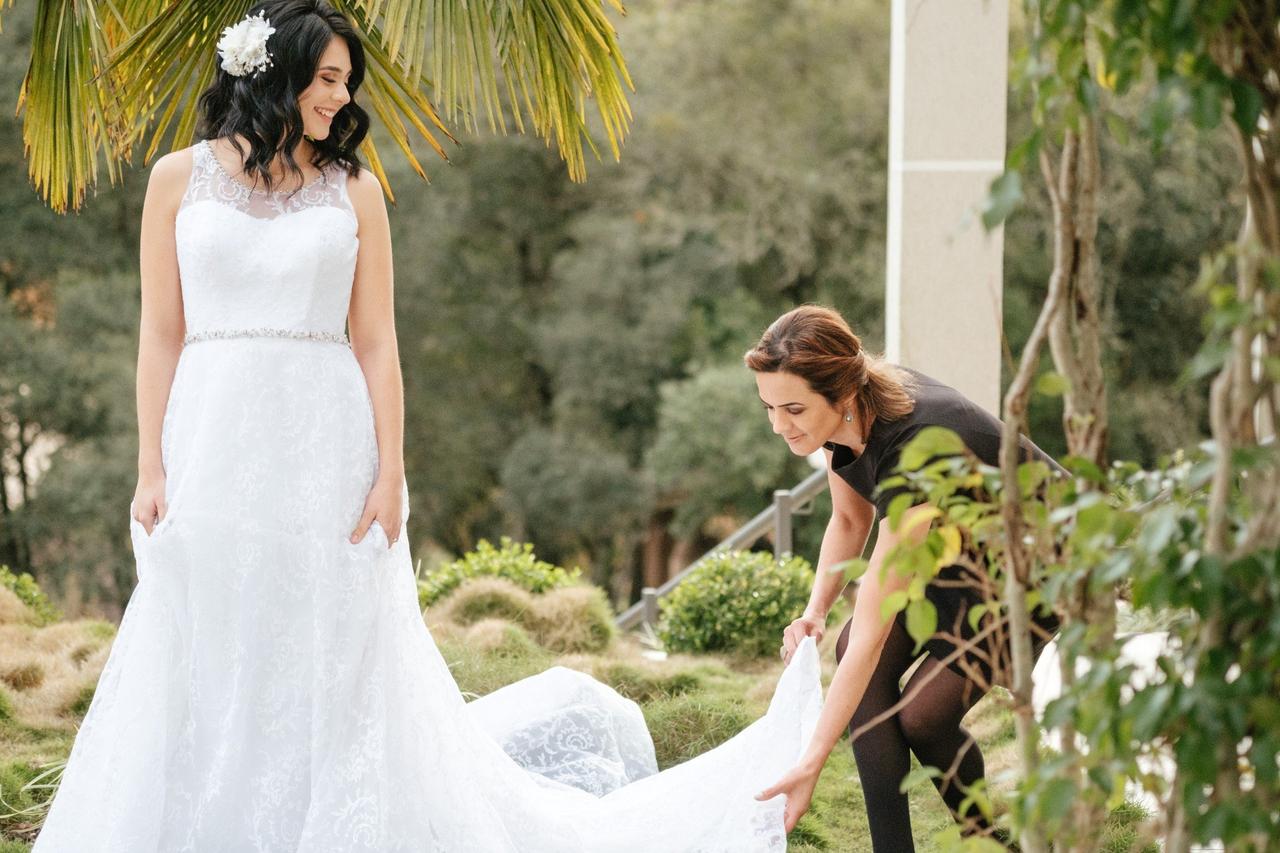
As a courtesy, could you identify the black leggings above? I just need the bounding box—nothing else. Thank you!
[835,615,989,852]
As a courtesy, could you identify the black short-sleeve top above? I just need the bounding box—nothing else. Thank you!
[824,367,1067,518]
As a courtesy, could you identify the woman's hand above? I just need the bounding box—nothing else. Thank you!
[756,759,822,833]
[781,614,825,664]
[350,473,404,548]
[131,473,168,535]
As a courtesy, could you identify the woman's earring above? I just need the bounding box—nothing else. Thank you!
[844,411,853,423]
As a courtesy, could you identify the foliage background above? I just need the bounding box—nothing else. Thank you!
[0,0,1242,618]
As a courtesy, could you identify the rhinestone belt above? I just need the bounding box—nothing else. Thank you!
[183,327,351,347]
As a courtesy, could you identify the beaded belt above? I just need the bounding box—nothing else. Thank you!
[183,327,351,347]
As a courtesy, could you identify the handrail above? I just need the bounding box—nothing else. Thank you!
[616,468,830,630]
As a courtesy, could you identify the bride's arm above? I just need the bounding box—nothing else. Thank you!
[757,502,934,831]
[346,169,406,543]
[134,149,190,527]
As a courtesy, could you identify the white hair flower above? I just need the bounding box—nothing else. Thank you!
[217,11,276,78]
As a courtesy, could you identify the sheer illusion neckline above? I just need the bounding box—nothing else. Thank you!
[202,139,327,195]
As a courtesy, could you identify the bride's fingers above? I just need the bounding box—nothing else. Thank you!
[755,780,784,801]
[350,511,375,542]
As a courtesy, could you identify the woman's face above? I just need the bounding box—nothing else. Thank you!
[297,36,352,141]
[754,370,844,457]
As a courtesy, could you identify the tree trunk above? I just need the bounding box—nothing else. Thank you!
[1047,114,1108,467]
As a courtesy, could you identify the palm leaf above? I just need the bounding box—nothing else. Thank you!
[16,0,125,213]
[410,0,635,177]
[97,0,242,162]
[18,0,634,212]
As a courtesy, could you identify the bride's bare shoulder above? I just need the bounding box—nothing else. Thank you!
[145,144,198,200]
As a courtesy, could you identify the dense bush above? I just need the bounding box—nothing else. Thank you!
[417,538,581,609]
[0,566,60,627]
[657,550,813,657]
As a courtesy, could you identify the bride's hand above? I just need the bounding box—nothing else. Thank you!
[755,761,821,833]
[132,474,168,535]
[350,473,403,548]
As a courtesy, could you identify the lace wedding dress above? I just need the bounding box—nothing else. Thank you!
[31,139,824,853]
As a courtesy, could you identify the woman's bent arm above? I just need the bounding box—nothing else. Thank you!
[782,452,875,661]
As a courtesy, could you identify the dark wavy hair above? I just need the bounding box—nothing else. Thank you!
[194,0,370,193]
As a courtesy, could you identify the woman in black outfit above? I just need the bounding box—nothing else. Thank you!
[750,305,1062,850]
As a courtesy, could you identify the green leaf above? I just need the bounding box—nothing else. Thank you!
[1061,456,1105,485]
[1182,339,1230,382]
[1006,128,1042,171]
[832,558,869,583]
[897,764,941,793]
[899,427,966,472]
[968,602,989,632]
[1137,505,1179,554]
[905,598,937,648]
[1190,80,1223,129]
[881,590,909,621]
[1104,112,1130,146]
[1038,777,1076,824]
[1074,502,1111,541]
[1229,78,1263,134]
[981,170,1022,231]
[887,493,915,532]
[1017,461,1051,494]
[1035,371,1069,397]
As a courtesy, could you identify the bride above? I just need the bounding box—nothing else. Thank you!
[31,2,823,850]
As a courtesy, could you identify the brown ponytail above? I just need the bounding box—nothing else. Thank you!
[743,304,916,430]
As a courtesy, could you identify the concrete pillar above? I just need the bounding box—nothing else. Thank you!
[884,0,1009,417]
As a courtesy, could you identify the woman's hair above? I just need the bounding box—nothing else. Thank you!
[194,0,370,193]
[743,304,916,429]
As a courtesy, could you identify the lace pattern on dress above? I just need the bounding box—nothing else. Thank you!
[182,138,357,222]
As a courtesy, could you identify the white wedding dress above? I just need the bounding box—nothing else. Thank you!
[31,139,824,853]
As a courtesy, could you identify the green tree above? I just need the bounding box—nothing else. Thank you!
[1,270,139,613]
[646,363,808,540]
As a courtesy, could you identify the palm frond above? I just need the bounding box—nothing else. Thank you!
[408,0,635,179]
[18,0,634,212]
[18,0,125,213]
[96,0,251,163]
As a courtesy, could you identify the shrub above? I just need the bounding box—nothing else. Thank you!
[433,577,537,627]
[529,585,616,654]
[432,578,615,654]
[461,619,544,660]
[657,550,813,657]
[417,539,581,609]
[0,566,59,627]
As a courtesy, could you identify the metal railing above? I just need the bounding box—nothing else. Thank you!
[615,468,830,630]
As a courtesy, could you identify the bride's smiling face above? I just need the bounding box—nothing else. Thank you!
[297,36,352,141]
